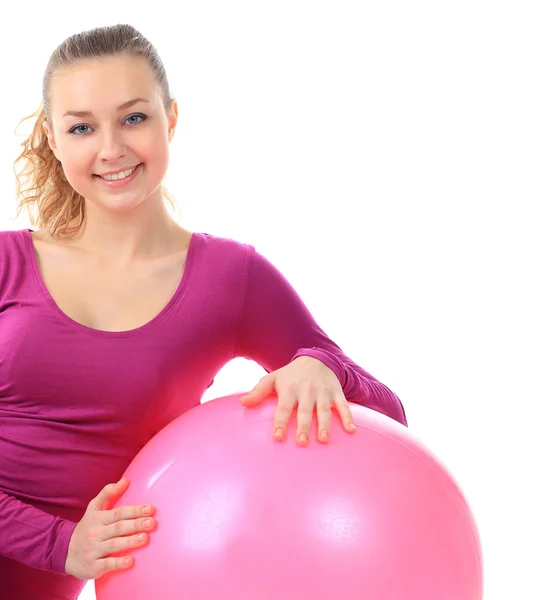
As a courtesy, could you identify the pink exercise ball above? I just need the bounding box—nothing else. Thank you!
[95,392,483,600]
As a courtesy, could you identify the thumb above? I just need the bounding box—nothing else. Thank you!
[91,477,130,511]
[240,373,276,406]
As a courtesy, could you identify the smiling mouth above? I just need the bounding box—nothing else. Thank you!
[94,163,142,180]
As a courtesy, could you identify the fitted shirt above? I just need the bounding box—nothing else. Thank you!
[0,228,407,599]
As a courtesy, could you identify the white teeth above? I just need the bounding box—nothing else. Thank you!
[100,165,138,181]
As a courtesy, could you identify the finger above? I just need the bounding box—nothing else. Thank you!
[295,384,316,445]
[91,478,130,511]
[100,530,149,559]
[240,374,275,406]
[272,386,298,441]
[334,393,356,433]
[101,515,156,542]
[239,392,262,406]
[316,389,334,443]
[103,503,155,528]
[96,554,134,577]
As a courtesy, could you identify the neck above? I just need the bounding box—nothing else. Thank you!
[61,196,183,264]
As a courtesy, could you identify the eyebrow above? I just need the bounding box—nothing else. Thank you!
[62,98,150,118]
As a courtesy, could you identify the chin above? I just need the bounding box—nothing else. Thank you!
[82,194,148,212]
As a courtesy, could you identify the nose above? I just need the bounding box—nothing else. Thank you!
[97,129,127,163]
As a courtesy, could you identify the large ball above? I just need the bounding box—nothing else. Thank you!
[95,392,483,600]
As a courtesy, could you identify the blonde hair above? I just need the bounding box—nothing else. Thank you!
[13,24,178,238]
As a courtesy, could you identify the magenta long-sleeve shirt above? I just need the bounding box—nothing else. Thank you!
[0,228,407,599]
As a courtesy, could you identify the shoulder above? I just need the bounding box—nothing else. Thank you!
[194,231,255,267]
[0,228,23,242]
[195,232,291,293]
[190,232,263,295]
[0,229,30,291]
[0,228,27,257]
[196,231,253,253]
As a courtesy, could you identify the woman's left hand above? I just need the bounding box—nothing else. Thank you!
[239,356,356,445]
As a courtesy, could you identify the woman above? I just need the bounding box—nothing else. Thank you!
[0,23,407,600]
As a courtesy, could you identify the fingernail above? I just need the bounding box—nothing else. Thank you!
[320,430,329,441]
[299,433,308,443]
[349,422,356,431]
[275,428,284,438]
[142,506,151,515]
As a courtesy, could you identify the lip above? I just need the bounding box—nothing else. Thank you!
[96,164,141,177]
[93,163,143,188]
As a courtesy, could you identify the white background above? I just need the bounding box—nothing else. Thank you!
[1,2,549,599]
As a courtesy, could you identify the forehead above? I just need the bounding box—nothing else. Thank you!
[50,56,158,115]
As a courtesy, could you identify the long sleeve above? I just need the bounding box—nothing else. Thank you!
[0,490,77,573]
[234,245,407,426]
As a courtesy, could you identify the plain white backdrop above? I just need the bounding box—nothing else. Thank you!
[1,2,549,599]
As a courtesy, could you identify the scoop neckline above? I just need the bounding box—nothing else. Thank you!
[21,228,200,338]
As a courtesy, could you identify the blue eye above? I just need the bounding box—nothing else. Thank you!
[68,113,148,135]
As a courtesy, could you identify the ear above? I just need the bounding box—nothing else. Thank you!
[168,99,178,142]
[43,121,60,160]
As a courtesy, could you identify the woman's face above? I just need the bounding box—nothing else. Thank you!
[44,55,178,214]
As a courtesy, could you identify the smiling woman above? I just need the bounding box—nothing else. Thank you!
[1,21,408,600]
[13,26,178,239]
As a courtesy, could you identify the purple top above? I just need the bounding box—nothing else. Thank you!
[0,228,407,599]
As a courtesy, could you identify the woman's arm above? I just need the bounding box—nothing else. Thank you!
[0,490,77,573]
[234,245,407,426]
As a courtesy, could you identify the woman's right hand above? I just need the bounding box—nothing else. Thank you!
[64,477,156,580]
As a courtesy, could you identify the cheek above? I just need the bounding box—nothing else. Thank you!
[61,162,88,187]
[140,137,171,175]
[148,135,170,162]
[58,146,93,179]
